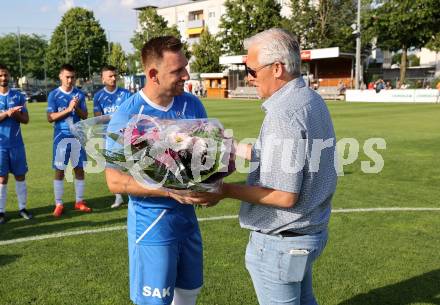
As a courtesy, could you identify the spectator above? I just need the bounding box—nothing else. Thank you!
[385,81,393,90]
[337,80,346,95]
[401,82,409,89]
[200,82,206,98]
[375,79,385,93]
[368,82,375,90]
[194,81,200,96]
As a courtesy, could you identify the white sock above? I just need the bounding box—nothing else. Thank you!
[53,180,64,205]
[0,184,7,213]
[114,194,123,204]
[74,179,85,202]
[171,287,201,305]
[15,180,27,210]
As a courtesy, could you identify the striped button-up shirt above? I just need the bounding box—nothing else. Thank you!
[239,77,337,235]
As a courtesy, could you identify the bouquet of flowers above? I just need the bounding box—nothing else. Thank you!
[72,115,235,192]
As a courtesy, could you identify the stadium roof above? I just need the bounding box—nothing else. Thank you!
[133,0,207,10]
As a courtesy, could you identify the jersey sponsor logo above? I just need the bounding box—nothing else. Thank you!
[103,105,118,114]
[142,285,171,299]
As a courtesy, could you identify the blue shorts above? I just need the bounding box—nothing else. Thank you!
[52,132,87,170]
[0,146,28,177]
[127,206,203,305]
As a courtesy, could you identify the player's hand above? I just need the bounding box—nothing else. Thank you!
[68,97,78,111]
[168,190,196,205]
[169,189,224,207]
[7,106,23,117]
[186,191,223,207]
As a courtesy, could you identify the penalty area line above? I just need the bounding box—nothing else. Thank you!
[1,207,439,246]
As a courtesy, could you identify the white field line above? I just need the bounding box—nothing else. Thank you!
[1,207,439,246]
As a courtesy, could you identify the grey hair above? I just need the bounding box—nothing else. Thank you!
[243,28,301,77]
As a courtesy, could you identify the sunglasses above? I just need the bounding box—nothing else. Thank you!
[245,62,284,78]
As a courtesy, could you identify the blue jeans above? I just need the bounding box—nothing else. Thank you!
[245,230,328,305]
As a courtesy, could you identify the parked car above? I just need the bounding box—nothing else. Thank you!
[28,90,47,103]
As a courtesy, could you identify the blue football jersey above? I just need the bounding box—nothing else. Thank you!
[93,87,132,115]
[0,89,27,148]
[47,87,87,134]
[106,90,207,210]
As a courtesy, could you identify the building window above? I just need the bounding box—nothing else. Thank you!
[189,10,204,21]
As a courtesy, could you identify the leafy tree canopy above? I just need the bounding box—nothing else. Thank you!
[107,42,127,75]
[46,7,108,79]
[191,30,223,73]
[364,0,440,81]
[283,0,357,51]
[0,33,48,80]
[130,7,190,70]
[219,0,283,55]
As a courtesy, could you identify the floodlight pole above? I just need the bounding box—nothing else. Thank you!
[44,56,48,95]
[64,27,69,62]
[86,50,91,81]
[17,27,23,79]
[355,0,361,89]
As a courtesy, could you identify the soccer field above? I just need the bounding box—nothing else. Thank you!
[1,100,439,305]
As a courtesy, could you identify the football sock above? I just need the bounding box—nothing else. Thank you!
[0,184,7,213]
[74,179,85,202]
[114,194,123,204]
[171,287,201,305]
[53,180,64,205]
[15,180,27,210]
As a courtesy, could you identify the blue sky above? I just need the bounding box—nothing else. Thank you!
[1,0,140,52]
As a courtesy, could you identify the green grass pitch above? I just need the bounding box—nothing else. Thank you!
[1,100,439,305]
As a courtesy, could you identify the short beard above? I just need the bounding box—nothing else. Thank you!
[0,82,8,88]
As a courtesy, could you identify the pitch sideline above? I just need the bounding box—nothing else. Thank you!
[1,207,439,246]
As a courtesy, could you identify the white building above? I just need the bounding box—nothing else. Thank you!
[419,48,440,77]
[133,0,292,47]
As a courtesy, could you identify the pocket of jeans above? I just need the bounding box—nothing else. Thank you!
[279,249,310,282]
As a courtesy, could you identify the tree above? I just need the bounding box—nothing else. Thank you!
[392,53,420,67]
[425,33,440,52]
[364,0,440,82]
[130,7,190,67]
[126,53,141,75]
[0,33,48,80]
[283,0,356,51]
[46,7,108,79]
[107,42,127,75]
[219,0,283,55]
[190,30,223,73]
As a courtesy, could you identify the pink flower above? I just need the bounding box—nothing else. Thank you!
[155,150,177,168]
[145,127,160,142]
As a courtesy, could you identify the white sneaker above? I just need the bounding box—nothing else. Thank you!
[111,201,123,208]
[111,194,124,208]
